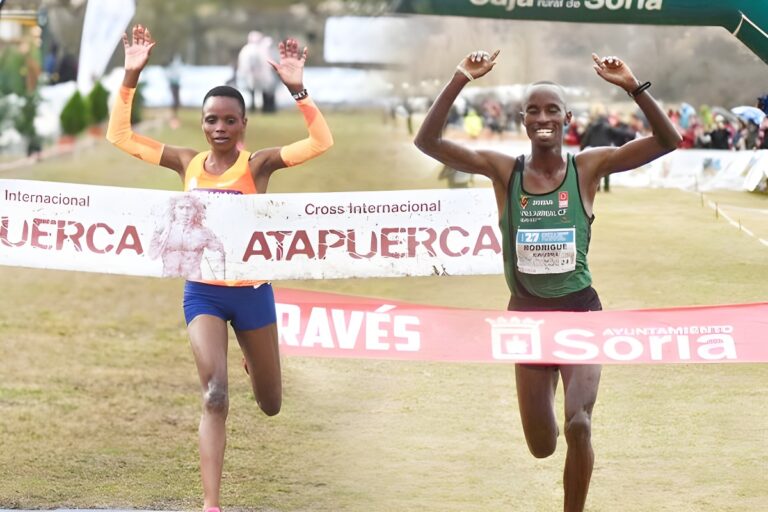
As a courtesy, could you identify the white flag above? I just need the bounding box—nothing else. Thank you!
[77,0,135,93]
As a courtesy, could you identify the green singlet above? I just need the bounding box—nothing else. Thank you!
[500,154,594,298]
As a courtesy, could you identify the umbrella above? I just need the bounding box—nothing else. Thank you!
[711,106,739,124]
[731,105,766,125]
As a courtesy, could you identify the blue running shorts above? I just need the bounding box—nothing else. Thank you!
[183,281,277,331]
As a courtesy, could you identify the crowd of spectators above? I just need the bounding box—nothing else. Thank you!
[433,92,768,152]
[671,101,768,151]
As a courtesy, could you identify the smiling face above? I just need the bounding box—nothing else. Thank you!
[521,83,572,149]
[201,96,247,151]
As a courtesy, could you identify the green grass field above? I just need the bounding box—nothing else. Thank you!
[0,108,766,511]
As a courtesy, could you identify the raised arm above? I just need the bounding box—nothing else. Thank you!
[414,50,510,183]
[106,25,195,175]
[250,38,333,177]
[576,53,682,180]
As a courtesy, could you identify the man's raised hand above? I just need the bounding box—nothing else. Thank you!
[591,53,639,94]
[456,49,500,81]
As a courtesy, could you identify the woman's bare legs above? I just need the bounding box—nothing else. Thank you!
[235,322,282,416]
[188,314,230,510]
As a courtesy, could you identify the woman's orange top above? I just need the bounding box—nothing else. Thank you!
[184,150,265,287]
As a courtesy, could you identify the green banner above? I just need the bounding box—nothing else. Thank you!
[394,0,768,64]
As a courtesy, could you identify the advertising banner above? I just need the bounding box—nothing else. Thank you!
[393,0,768,64]
[607,148,768,192]
[0,179,503,280]
[275,288,768,364]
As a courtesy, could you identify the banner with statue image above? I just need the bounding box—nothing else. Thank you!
[0,179,503,280]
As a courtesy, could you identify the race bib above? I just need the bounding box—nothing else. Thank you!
[515,228,576,274]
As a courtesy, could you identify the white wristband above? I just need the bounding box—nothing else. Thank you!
[456,65,474,82]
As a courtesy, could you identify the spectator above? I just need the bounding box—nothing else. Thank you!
[609,113,637,147]
[564,120,581,147]
[505,99,522,133]
[166,54,183,128]
[693,123,712,149]
[580,111,615,191]
[43,42,59,83]
[732,119,746,150]
[667,108,680,127]
[57,52,78,83]
[698,105,714,132]
[744,120,760,150]
[580,112,614,148]
[481,97,504,138]
[463,107,483,139]
[237,31,276,113]
[758,117,768,149]
[709,116,731,149]
[757,94,768,116]
[758,95,768,149]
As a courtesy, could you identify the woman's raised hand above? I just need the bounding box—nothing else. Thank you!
[122,24,156,73]
[268,38,307,91]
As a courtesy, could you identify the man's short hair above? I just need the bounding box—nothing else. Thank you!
[523,81,568,108]
[203,85,246,117]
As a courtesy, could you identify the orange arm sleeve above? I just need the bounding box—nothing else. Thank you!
[279,97,333,167]
[106,86,164,165]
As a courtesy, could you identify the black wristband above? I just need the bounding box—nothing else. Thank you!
[292,88,308,101]
[629,81,651,98]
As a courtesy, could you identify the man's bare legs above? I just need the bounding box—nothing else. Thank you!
[515,364,560,457]
[515,363,602,512]
[561,364,601,512]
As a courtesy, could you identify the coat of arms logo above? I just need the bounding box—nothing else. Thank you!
[485,316,544,361]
